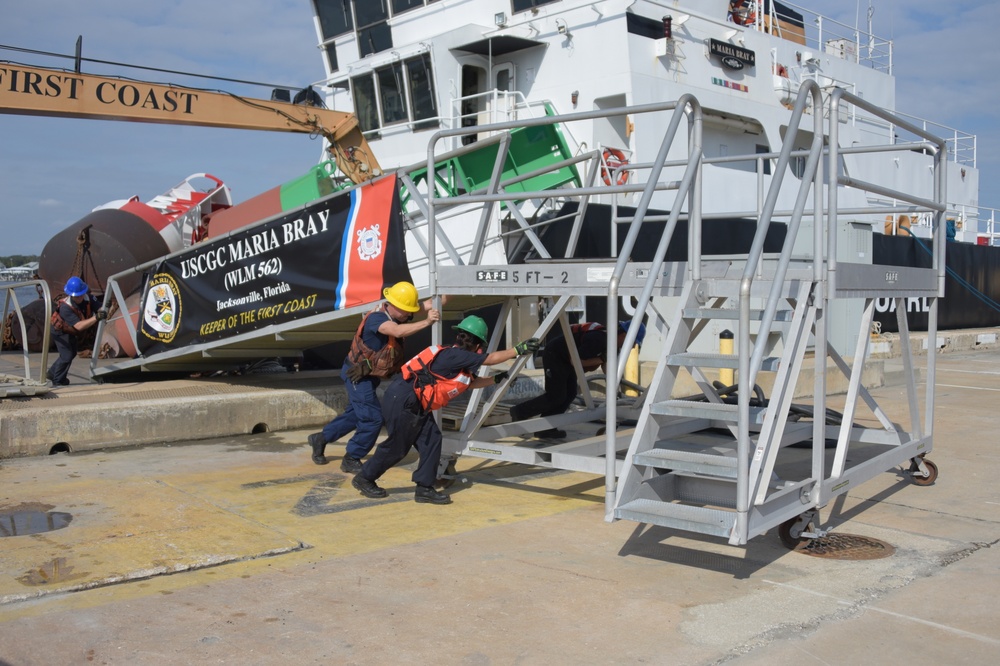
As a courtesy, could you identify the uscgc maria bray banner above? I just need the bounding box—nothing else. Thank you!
[136,175,411,355]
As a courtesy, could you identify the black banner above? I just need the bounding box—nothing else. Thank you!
[873,234,1000,332]
[136,175,410,355]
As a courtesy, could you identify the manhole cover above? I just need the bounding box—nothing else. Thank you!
[793,533,895,560]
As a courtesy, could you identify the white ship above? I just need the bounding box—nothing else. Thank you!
[308,0,985,244]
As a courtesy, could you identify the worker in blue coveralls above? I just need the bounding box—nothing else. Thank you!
[47,276,104,386]
[509,320,645,439]
[351,315,540,505]
[308,281,440,471]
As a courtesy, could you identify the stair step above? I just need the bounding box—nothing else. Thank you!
[649,400,765,424]
[633,447,738,478]
[614,499,736,538]
[665,352,779,371]
[682,308,794,321]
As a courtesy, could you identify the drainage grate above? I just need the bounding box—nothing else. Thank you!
[793,533,895,560]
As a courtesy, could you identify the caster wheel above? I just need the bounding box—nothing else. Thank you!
[909,458,938,486]
[435,459,458,489]
[778,515,811,550]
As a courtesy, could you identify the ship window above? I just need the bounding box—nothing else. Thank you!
[313,0,353,40]
[358,23,393,57]
[351,74,381,136]
[391,0,424,13]
[512,0,560,14]
[790,155,806,179]
[406,53,438,130]
[756,144,771,175]
[324,44,339,73]
[355,0,393,56]
[377,62,408,125]
[354,0,388,25]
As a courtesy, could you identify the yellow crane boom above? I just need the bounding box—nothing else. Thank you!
[0,63,380,184]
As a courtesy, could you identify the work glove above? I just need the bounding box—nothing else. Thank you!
[514,338,540,356]
[493,371,509,385]
[95,309,108,321]
[346,359,372,382]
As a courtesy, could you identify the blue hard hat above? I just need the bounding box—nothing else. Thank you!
[64,276,89,297]
[619,320,646,346]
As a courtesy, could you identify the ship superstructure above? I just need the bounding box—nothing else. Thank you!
[309,0,982,242]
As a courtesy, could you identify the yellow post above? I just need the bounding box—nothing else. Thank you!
[625,344,640,396]
[719,329,734,388]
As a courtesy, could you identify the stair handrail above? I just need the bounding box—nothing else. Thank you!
[735,79,825,517]
[604,94,704,512]
[745,79,827,388]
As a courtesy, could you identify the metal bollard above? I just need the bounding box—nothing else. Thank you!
[719,329,734,387]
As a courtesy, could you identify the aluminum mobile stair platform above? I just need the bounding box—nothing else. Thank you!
[87,86,943,550]
[422,85,944,547]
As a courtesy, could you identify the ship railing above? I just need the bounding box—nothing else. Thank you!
[971,205,1000,246]
[779,1,893,73]
[1,279,51,396]
[789,70,976,168]
[859,110,976,168]
[446,91,587,156]
[446,89,537,149]
[642,0,891,71]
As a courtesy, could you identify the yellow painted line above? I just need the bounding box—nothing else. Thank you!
[157,456,605,559]
[0,451,607,618]
[0,478,302,605]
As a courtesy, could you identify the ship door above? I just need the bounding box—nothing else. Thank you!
[490,62,516,122]
[458,61,515,145]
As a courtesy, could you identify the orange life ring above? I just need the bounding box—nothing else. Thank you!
[601,148,630,186]
[729,1,756,26]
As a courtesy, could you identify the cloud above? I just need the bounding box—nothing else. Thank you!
[38,199,62,208]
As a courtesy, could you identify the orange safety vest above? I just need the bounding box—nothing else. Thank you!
[50,298,91,335]
[346,307,405,378]
[569,322,604,345]
[400,345,476,412]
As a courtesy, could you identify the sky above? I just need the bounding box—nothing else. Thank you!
[1,0,999,257]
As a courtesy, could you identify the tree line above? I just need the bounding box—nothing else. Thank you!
[0,255,40,268]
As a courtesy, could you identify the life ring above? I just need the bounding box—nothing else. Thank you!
[775,64,788,78]
[729,1,756,26]
[601,148,630,186]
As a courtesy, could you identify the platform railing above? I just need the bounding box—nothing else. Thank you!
[1,279,51,395]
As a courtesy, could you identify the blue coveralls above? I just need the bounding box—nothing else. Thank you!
[359,346,484,488]
[48,296,98,385]
[319,309,393,459]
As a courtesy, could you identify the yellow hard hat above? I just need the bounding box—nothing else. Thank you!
[383,281,420,313]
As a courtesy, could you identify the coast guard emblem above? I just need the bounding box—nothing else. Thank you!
[356,224,383,261]
[140,273,181,343]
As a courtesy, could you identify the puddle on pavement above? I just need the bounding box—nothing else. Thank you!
[0,508,73,537]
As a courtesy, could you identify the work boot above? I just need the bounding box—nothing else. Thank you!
[535,428,567,439]
[352,474,388,499]
[308,432,328,465]
[414,484,452,505]
[340,456,363,474]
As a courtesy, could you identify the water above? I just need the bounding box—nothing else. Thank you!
[0,510,73,537]
[1,280,48,312]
